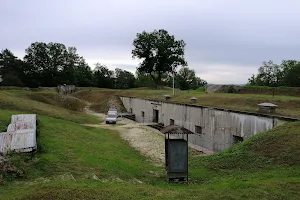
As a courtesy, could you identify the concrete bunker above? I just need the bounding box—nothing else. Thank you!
[120,96,296,153]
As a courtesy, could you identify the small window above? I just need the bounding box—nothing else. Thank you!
[233,135,243,144]
[141,111,145,117]
[170,119,174,125]
[130,108,133,113]
[195,125,202,134]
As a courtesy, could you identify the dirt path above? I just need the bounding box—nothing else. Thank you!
[84,105,165,166]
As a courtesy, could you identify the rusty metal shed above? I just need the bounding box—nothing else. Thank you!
[161,125,194,183]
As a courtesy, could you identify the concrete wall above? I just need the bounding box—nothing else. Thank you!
[0,114,37,154]
[57,85,76,95]
[120,96,290,153]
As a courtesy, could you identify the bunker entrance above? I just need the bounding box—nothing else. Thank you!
[233,135,244,144]
[153,109,159,123]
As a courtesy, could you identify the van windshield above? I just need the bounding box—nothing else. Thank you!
[108,114,116,118]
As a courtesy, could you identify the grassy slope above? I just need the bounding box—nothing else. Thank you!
[77,88,300,118]
[0,90,98,124]
[73,90,127,113]
[1,119,300,199]
[1,89,300,199]
[0,111,162,181]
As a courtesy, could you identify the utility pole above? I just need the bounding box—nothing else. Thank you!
[172,67,175,96]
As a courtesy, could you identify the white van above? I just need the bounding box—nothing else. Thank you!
[106,110,118,124]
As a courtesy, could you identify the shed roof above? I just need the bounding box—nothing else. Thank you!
[161,125,194,135]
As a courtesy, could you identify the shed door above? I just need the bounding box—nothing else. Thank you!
[168,139,188,173]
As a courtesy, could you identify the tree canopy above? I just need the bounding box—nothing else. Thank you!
[175,67,207,90]
[0,49,24,86]
[1,32,207,90]
[132,29,187,87]
[0,43,136,89]
[248,60,300,87]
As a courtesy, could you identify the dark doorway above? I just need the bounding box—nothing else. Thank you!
[195,125,202,135]
[170,119,174,125]
[153,109,159,123]
[233,135,244,144]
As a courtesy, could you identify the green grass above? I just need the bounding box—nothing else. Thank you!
[1,88,300,199]
[26,92,86,112]
[0,110,162,183]
[2,180,299,200]
[0,90,99,124]
[1,112,300,199]
[242,85,300,89]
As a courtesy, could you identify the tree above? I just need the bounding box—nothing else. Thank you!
[0,49,24,86]
[175,67,206,90]
[248,60,282,86]
[93,63,114,88]
[60,46,81,85]
[281,60,300,87]
[114,68,135,89]
[248,59,300,87]
[23,42,86,87]
[24,42,67,86]
[132,29,187,88]
[134,71,156,88]
[195,77,207,88]
[75,64,93,87]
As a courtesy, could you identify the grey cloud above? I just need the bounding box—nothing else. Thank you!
[99,64,138,77]
[1,0,300,84]
[112,64,137,72]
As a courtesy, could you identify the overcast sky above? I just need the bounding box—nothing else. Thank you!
[1,0,300,84]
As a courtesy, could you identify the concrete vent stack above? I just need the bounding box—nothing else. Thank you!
[190,97,197,104]
[164,95,171,101]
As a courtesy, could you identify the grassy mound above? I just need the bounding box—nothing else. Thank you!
[198,121,300,172]
[73,90,127,113]
[27,92,86,112]
[0,90,98,124]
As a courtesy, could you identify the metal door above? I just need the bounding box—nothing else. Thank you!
[168,139,188,173]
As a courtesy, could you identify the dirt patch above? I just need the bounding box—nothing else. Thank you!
[116,125,165,166]
[0,155,22,180]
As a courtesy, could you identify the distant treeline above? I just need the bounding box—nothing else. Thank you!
[0,41,206,90]
[248,60,300,87]
[0,42,135,89]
